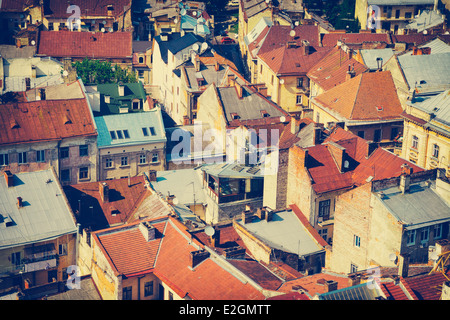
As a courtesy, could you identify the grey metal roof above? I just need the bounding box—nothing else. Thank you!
[406,10,445,32]
[318,283,382,300]
[376,181,450,230]
[237,209,325,256]
[0,170,78,250]
[398,52,450,93]
[408,89,450,128]
[407,38,450,55]
[184,64,227,91]
[150,168,206,206]
[360,48,394,71]
[217,86,286,122]
[201,162,265,178]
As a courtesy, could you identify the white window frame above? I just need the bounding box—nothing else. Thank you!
[433,224,443,240]
[407,229,416,246]
[105,158,113,168]
[152,153,159,163]
[18,151,27,164]
[121,156,128,166]
[0,153,9,166]
[36,150,45,162]
[139,154,147,164]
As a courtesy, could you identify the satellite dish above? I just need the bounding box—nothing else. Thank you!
[31,40,36,46]
[201,42,208,52]
[174,18,178,24]
[290,30,296,37]
[192,11,197,16]
[173,197,179,205]
[389,253,397,262]
[109,28,113,32]
[192,43,199,51]
[101,27,106,33]
[63,70,68,76]
[295,21,299,26]
[423,30,428,34]
[280,79,284,84]
[280,116,286,122]
[205,226,215,236]
[430,252,439,261]
[180,9,186,15]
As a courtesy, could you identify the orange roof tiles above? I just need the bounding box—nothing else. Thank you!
[37,31,132,59]
[307,46,369,91]
[0,98,96,146]
[303,127,423,194]
[379,282,411,300]
[313,71,403,121]
[321,32,391,48]
[43,0,131,18]
[402,271,450,300]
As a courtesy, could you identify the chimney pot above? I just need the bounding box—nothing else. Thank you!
[190,249,210,268]
[99,182,109,203]
[398,254,410,278]
[149,170,157,182]
[4,171,14,187]
[325,280,338,293]
[17,197,23,208]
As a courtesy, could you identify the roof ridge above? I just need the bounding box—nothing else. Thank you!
[349,74,364,120]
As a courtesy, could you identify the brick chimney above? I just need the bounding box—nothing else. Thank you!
[265,207,273,222]
[327,141,346,172]
[139,221,156,241]
[149,170,157,182]
[17,197,23,208]
[223,246,246,259]
[210,227,220,247]
[256,207,267,220]
[399,165,412,194]
[257,86,268,97]
[291,118,299,134]
[190,249,210,268]
[241,209,253,224]
[99,182,109,203]
[348,275,361,286]
[398,254,410,278]
[4,170,14,187]
[214,61,220,71]
[235,82,243,99]
[325,280,338,293]
[194,55,201,72]
[346,65,355,81]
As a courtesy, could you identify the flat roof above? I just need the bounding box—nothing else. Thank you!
[0,170,78,249]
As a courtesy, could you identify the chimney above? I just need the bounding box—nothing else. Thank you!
[399,164,412,194]
[235,82,243,99]
[17,197,23,208]
[325,280,338,293]
[104,95,110,103]
[223,246,246,259]
[210,227,220,247]
[348,275,361,286]
[257,86,268,96]
[118,84,125,96]
[99,182,109,203]
[31,66,37,78]
[194,55,201,72]
[39,88,46,100]
[139,221,156,241]
[398,254,410,278]
[190,249,210,268]
[4,170,14,187]
[149,170,157,182]
[291,118,299,134]
[256,207,267,220]
[346,65,355,81]
[442,281,450,300]
[241,209,253,224]
[265,207,273,222]
[327,141,346,172]
[347,48,353,60]
[166,194,175,205]
[214,61,220,71]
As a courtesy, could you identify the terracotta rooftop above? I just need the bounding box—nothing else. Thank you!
[402,270,450,300]
[0,98,96,146]
[42,0,131,18]
[37,31,132,59]
[303,127,423,194]
[307,45,369,92]
[313,71,403,122]
[321,32,391,48]
[63,176,165,230]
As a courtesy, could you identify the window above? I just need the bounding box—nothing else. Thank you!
[48,270,57,283]
[48,22,54,31]
[357,131,365,139]
[405,12,412,19]
[0,153,9,166]
[296,95,302,105]
[297,77,303,88]
[116,130,124,139]
[110,131,117,140]
[36,150,45,162]
[132,101,140,110]
[60,147,69,159]
[18,152,27,164]
[61,169,70,182]
[390,127,399,141]
[318,199,331,220]
[142,128,149,136]
[350,263,358,273]
[373,129,382,142]
[123,130,130,139]
[58,243,67,256]
[432,144,439,159]
[260,64,263,73]
[420,227,429,243]
[412,136,419,149]
[152,153,159,163]
[105,158,113,168]
[149,127,156,136]
[433,224,443,239]
[11,252,21,266]
[407,229,416,245]
[318,228,328,242]
[121,156,128,166]
[144,281,154,297]
[140,154,146,164]
[123,286,132,300]
[354,235,361,247]
[169,291,174,300]
[79,167,89,180]
[138,56,144,64]
[79,145,88,157]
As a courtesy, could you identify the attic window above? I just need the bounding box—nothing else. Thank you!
[123,130,130,139]
[10,119,20,129]
[107,5,114,10]
[142,128,149,136]
[295,63,301,67]
[111,209,120,216]
[261,110,270,117]
[149,127,156,136]
[63,113,72,124]
[230,113,240,120]
[110,131,117,140]
[116,130,124,139]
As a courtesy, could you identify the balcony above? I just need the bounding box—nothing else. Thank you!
[0,244,58,276]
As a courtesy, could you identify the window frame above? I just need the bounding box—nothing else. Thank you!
[79,145,89,157]
[18,151,27,164]
[406,229,416,246]
[121,156,128,167]
[79,167,89,180]
[139,154,147,164]
[60,147,70,159]
[412,135,419,150]
[152,153,159,163]
[318,199,331,220]
[420,227,430,243]
[433,224,443,239]
[144,281,154,297]
[122,286,132,300]
[0,153,9,166]
[36,150,45,162]
[353,235,361,247]
[105,158,113,168]
[432,144,439,159]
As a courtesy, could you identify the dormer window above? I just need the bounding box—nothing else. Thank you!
[230,113,240,120]
[261,110,270,118]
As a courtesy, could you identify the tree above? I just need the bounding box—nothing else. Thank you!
[72,59,137,85]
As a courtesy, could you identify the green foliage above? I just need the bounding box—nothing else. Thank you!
[72,58,137,85]
[197,0,227,17]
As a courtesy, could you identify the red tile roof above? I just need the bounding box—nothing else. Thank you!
[43,0,131,18]
[94,218,166,276]
[379,281,410,300]
[403,271,450,300]
[153,217,266,300]
[321,32,391,48]
[313,71,403,121]
[0,98,96,146]
[37,31,132,59]
[64,176,163,229]
[307,46,369,92]
[303,127,423,194]
[391,34,437,46]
